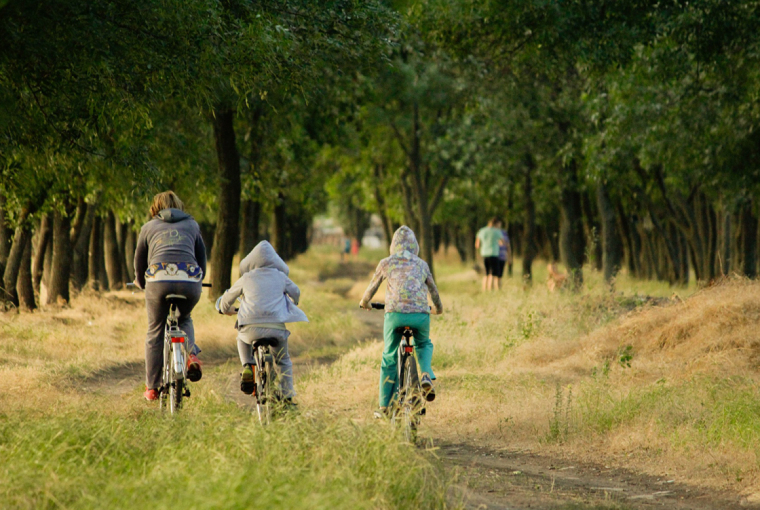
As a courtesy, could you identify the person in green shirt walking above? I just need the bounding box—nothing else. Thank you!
[476,218,505,291]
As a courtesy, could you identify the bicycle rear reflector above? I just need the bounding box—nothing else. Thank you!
[171,337,185,343]
[404,346,413,353]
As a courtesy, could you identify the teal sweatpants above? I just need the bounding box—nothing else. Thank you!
[379,312,435,408]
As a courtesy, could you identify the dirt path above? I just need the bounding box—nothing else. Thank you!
[441,442,753,509]
[349,309,756,510]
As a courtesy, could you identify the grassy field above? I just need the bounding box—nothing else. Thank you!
[3,244,760,507]
[0,250,450,510]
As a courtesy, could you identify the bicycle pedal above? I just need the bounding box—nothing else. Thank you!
[419,408,426,416]
[183,388,191,397]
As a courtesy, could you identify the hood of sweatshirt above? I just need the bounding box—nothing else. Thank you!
[389,226,419,256]
[155,208,192,223]
[239,240,289,275]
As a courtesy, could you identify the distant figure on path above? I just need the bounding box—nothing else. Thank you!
[351,237,360,260]
[341,237,351,262]
[498,224,513,281]
[475,218,505,291]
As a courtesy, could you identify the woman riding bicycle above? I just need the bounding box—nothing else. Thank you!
[134,191,206,401]
[359,226,443,418]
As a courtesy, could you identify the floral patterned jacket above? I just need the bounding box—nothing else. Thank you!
[360,226,443,314]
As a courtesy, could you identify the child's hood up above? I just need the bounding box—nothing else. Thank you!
[239,241,289,275]
[389,226,419,256]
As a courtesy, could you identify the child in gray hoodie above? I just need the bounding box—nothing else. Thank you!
[215,241,308,399]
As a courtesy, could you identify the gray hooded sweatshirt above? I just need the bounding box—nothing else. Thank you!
[215,241,308,327]
[134,208,207,288]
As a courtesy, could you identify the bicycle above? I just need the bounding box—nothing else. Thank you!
[369,302,426,443]
[250,337,281,425]
[127,282,211,414]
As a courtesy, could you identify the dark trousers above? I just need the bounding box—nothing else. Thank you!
[144,281,201,389]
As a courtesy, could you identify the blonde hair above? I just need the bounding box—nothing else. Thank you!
[150,190,184,217]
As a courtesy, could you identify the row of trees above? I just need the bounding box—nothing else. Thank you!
[0,0,396,309]
[327,0,760,286]
[3,0,760,312]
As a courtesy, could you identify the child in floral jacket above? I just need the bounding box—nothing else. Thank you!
[359,226,443,416]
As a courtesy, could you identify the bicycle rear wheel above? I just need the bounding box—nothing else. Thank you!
[255,350,271,425]
[159,337,171,412]
[401,354,420,444]
[170,378,183,414]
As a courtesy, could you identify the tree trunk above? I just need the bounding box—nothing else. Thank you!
[0,194,12,278]
[103,211,123,290]
[741,201,758,278]
[239,199,260,259]
[17,234,35,310]
[88,215,107,291]
[522,161,538,283]
[124,221,136,282]
[209,108,241,300]
[71,204,95,291]
[721,211,731,276]
[582,190,603,271]
[596,182,623,284]
[559,161,585,288]
[272,193,288,260]
[32,213,52,293]
[2,209,31,307]
[49,209,73,305]
[373,164,393,246]
[116,218,131,284]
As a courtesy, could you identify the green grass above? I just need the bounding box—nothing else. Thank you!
[569,375,760,457]
[0,385,452,510]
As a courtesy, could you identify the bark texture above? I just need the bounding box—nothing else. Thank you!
[17,234,35,310]
[48,209,73,305]
[559,160,585,288]
[597,182,623,284]
[103,210,124,290]
[210,108,241,299]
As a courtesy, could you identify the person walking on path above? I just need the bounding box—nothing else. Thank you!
[476,218,505,291]
[498,224,513,282]
[133,191,206,401]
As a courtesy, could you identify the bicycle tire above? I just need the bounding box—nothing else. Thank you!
[159,336,171,412]
[171,377,183,414]
[402,354,420,444]
[255,349,271,425]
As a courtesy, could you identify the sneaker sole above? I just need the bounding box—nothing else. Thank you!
[240,368,255,394]
[187,363,202,382]
[421,382,436,402]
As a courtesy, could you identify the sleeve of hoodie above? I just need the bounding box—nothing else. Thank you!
[360,258,388,305]
[284,276,301,305]
[216,276,245,314]
[133,225,149,289]
[193,221,207,277]
[423,261,443,313]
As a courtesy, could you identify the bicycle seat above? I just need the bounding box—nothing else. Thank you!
[253,338,279,349]
[165,294,187,301]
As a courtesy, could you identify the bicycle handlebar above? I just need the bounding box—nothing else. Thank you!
[127,282,212,290]
[370,302,385,310]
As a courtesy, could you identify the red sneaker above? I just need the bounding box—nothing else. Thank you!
[144,388,158,401]
[187,354,202,382]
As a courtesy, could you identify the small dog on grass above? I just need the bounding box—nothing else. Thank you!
[547,263,567,292]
